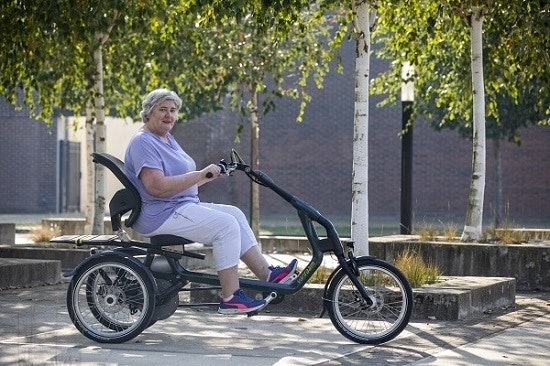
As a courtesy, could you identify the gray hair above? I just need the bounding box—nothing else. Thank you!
[140,89,182,122]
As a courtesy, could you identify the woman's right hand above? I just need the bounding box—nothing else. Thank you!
[202,164,222,179]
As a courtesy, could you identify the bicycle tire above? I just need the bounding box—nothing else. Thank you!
[67,255,156,343]
[325,257,413,344]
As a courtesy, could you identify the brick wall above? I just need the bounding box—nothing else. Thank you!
[172,95,549,227]
[0,101,58,213]
[172,43,550,227]
[1,50,548,226]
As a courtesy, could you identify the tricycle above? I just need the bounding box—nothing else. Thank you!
[52,149,413,344]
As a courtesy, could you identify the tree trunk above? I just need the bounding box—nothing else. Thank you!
[493,138,503,227]
[84,100,94,234]
[92,31,107,235]
[249,84,261,245]
[461,7,486,242]
[351,0,373,256]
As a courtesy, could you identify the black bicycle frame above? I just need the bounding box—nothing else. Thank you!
[154,162,372,304]
[238,165,374,305]
[147,164,337,296]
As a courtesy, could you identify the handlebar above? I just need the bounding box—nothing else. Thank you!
[204,149,250,179]
[206,149,344,257]
[205,160,236,179]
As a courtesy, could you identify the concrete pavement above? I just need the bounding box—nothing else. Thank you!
[0,282,548,365]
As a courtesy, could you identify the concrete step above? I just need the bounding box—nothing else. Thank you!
[0,254,516,321]
[0,245,89,271]
[0,245,516,321]
[188,276,517,321]
[0,243,212,272]
[0,258,61,290]
[412,276,516,320]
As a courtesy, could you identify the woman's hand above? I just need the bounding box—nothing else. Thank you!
[201,164,221,179]
[197,163,224,186]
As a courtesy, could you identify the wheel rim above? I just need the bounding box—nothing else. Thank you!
[72,262,152,338]
[332,265,410,341]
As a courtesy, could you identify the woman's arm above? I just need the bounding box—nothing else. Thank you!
[139,164,221,197]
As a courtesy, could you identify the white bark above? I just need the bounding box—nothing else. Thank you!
[461,7,486,242]
[89,13,119,234]
[351,0,372,256]
[92,31,107,235]
[84,100,94,234]
[493,138,503,227]
[249,84,261,247]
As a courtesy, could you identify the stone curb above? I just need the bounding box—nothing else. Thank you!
[0,243,517,321]
[188,276,517,321]
[0,258,61,290]
[0,255,516,321]
[0,245,89,271]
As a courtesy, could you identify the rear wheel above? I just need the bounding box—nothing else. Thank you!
[325,257,413,344]
[67,255,156,343]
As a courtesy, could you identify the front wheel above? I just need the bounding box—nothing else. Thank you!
[67,255,156,343]
[325,257,413,344]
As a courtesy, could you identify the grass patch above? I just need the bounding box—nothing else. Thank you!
[393,247,441,287]
[30,225,60,243]
[310,265,331,284]
[415,222,439,241]
[482,221,536,244]
[495,228,525,244]
[442,222,458,241]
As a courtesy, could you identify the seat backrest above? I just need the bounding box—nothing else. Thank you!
[92,152,141,231]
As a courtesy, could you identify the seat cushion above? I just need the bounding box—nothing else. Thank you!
[150,234,194,246]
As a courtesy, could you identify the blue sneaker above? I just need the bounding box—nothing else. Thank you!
[268,259,298,284]
[218,289,266,314]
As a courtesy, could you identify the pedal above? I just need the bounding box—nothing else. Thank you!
[278,272,299,284]
[247,291,278,316]
[266,291,278,302]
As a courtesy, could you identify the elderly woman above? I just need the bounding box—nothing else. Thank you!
[124,88,297,314]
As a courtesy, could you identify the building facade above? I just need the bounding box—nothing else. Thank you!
[1,45,548,229]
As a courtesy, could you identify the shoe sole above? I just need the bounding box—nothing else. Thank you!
[218,302,265,315]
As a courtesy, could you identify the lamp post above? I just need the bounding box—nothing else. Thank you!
[400,62,414,234]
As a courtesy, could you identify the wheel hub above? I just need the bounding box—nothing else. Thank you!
[100,286,125,312]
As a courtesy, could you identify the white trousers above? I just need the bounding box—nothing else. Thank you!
[147,202,258,271]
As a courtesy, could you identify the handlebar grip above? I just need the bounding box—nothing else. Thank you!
[205,162,229,179]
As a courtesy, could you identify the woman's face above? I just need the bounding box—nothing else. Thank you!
[146,99,178,137]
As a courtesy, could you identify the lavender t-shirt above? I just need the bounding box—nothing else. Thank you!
[124,129,199,234]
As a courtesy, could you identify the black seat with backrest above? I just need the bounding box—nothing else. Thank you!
[92,152,193,246]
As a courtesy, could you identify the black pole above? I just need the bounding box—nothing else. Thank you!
[400,101,413,234]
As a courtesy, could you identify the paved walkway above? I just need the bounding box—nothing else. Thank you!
[0,282,548,365]
[2,214,549,364]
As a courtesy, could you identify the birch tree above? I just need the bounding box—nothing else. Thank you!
[350,0,375,255]
[461,7,486,241]
[371,0,548,239]
[91,25,117,234]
